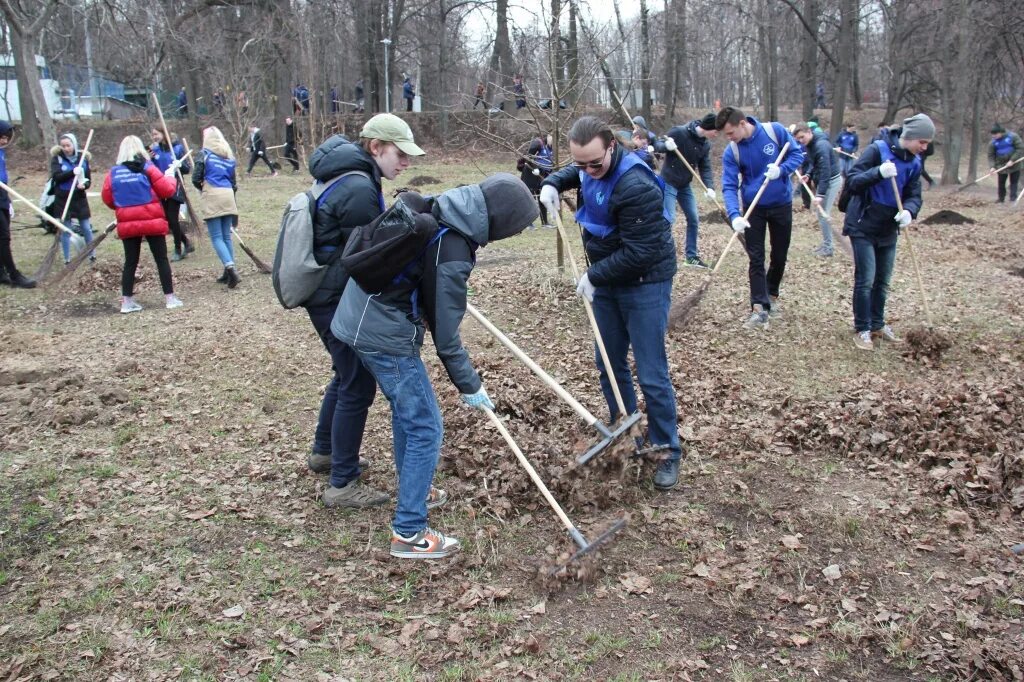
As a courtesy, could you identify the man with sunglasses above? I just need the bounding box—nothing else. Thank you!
[539,116,682,491]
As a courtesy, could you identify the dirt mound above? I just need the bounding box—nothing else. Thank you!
[1008,266,1024,278]
[781,378,1024,510]
[405,175,443,187]
[921,209,975,225]
[904,326,953,363]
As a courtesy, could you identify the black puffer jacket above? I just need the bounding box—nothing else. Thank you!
[653,120,713,191]
[49,148,92,221]
[842,128,922,246]
[542,145,676,286]
[802,129,840,196]
[303,135,383,309]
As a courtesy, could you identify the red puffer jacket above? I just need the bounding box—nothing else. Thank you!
[101,159,178,239]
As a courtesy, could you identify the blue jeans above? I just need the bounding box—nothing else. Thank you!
[356,349,443,536]
[308,305,376,488]
[205,216,235,266]
[816,175,842,252]
[61,217,94,261]
[851,237,898,333]
[663,183,700,260]
[590,279,681,462]
[839,155,855,177]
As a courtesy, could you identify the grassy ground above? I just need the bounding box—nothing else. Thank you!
[1,153,1022,681]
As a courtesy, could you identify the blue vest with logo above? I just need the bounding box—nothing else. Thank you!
[151,142,185,173]
[110,164,156,208]
[57,155,88,192]
[867,140,921,209]
[536,145,553,171]
[0,148,8,208]
[576,152,668,238]
[202,150,236,189]
[993,134,1015,158]
[837,131,858,153]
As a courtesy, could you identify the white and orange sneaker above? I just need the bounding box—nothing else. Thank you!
[390,527,460,559]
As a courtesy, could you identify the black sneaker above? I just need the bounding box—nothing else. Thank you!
[653,459,680,490]
[0,269,11,286]
[10,272,36,289]
[185,241,195,254]
[684,256,709,269]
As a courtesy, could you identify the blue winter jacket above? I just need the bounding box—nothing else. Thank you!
[721,117,805,221]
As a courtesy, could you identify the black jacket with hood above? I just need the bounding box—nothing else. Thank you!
[842,127,923,246]
[652,120,713,191]
[49,147,92,221]
[304,135,384,310]
[800,128,840,196]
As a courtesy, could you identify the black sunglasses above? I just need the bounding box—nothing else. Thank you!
[573,159,606,170]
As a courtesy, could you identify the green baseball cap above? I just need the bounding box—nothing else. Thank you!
[359,113,425,156]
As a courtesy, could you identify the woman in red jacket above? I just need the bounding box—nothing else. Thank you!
[102,135,183,313]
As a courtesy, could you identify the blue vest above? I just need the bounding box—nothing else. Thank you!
[58,154,87,192]
[150,142,185,173]
[0,147,7,186]
[203,150,235,189]
[993,134,1014,158]
[837,131,858,153]
[867,140,921,209]
[110,164,156,208]
[576,151,668,238]
[536,145,553,171]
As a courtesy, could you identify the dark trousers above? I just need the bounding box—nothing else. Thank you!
[997,170,1020,202]
[283,143,300,171]
[122,235,173,296]
[306,304,377,489]
[743,203,792,310]
[0,208,21,277]
[405,97,414,112]
[161,198,189,253]
[246,151,275,174]
[920,159,933,187]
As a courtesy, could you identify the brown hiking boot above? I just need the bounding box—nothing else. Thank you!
[322,479,388,508]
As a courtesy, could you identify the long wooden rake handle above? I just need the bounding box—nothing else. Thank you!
[890,176,933,326]
[59,129,94,224]
[956,158,1023,192]
[0,180,83,238]
[484,407,588,549]
[793,171,832,221]
[551,210,628,418]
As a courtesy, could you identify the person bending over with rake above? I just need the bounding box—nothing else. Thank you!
[539,115,683,491]
[842,113,931,351]
[331,173,537,559]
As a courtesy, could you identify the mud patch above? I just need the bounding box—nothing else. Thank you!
[405,175,443,187]
[903,327,953,363]
[67,299,113,318]
[921,209,975,226]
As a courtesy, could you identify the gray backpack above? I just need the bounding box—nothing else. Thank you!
[272,170,369,309]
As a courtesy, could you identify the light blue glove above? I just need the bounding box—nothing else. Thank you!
[461,387,494,411]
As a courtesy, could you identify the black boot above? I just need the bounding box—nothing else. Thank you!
[185,239,195,254]
[653,458,680,490]
[0,268,11,286]
[10,271,37,289]
[226,266,241,289]
[215,268,229,283]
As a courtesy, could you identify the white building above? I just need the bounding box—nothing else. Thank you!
[0,53,64,122]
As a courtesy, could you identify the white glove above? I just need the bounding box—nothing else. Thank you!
[77,180,87,190]
[8,204,13,218]
[879,161,897,179]
[461,386,495,411]
[72,165,84,178]
[539,184,559,211]
[704,187,716,201]
[731,216,749,233]
[646,145,655,154]
[813,196,823,207]
[532,167,541,176]
[575,272,595,302]
[894,210,912,228]
[765,163,781,180]
[257,151,264,157]
[663,137,678,152]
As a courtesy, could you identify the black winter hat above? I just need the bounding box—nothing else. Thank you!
[479,172,539,241]
[697,113,716,131]
[0,120,13,137]
[991,123,1006,134]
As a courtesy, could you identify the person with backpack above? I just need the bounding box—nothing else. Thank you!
[654,113,719,269]
[50,132,95,265]
[518,133,553,228]
[794,122,842,258]
[988,124,1024,203]
[101,135,183,313]
[148,127,193,261]
[0,120,36,288]
[539,115,682,491]
[842,113,931,351]
[282,117,300,173]
[297,114,423,508]
[192,126,241,288]
[833,123,859,177]
[716,106,806,329]
[332,173,538,559]
[246,125,277,177]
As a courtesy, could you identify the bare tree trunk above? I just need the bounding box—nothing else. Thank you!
[828,0,858,136]
[639,0,652,122]
[3,0,61,147]
[966,78,983,183]
[939,0,969,184]
[798,0,820,119]
[566,0,579,105]
[8,30,44,145]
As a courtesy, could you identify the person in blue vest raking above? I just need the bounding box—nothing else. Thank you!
[149,127,193,261]
[841,113,932,351]
[833,122,859,177]
[539,115,683,491]
[192,126,241,289]
[0,120,36,288]
[518,133,554,228]
[794,122,842,258]
[988,124,1024,203]
[50,132,95,265]
[716,106,806,330]
[300,114,420,509]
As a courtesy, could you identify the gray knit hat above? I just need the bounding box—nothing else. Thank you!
[479,172,539,241]
[900,114,935,141]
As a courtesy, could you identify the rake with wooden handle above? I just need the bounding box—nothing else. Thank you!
[890,176,933,326]
[43,221,117,289]
[670,142,792,329]
[793,171,852,258]
[230,226,272,273]
[152,93,202,235]
[1,180,88,250]
[955,158,1024,193]
[33,129,94,281]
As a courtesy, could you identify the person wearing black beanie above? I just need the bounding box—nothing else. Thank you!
[0,121,36,288]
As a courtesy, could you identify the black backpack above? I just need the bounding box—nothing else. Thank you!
[340,199,441,293]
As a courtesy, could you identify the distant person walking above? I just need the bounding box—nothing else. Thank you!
[814,83,826,108]
[246,125,277,176]
[354,80,365,113]
[176,87,188,118]
[473,81,486,110]
[403,77,415,112]
[283,117,300,173]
